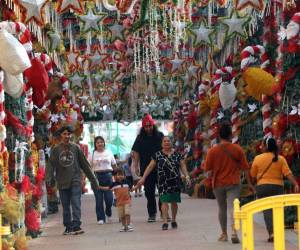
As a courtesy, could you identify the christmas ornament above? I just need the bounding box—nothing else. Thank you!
[235,0,264,11]
[69,72,85,89]
[18,0,49,25]
[106,21,126,42]
[78,8,106,33]
[189,22,214,46]
[220,11,250,40]
[56,0,84,14]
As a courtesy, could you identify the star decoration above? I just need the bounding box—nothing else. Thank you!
[235,0,264,11]
[66,50,80,71]
[170,56,184,73]
[220,11,250,40]
[69,72,85,89]
[56,0,83,14]
[102,68,113,81]
[18,0,49,25]
[106,21,126,42]
[189,22,215,46]
[79,8,106,33]
[172,20,186,37]
[188,65,200,79]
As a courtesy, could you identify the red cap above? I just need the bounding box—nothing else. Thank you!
[142,114,155,127]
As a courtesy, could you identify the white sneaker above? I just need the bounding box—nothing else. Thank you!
[97,220,104,225]
[107,217,113,224]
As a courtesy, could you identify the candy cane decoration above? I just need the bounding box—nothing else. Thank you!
[34,52,54,76]
[241,45,269,71]
[209,67,232,146]
[241,45,272,138]
[0,71,6,153]
[0,21,32,52]
[24,82,34,142]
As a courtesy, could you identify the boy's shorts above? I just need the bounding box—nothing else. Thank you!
[117,204,131,218]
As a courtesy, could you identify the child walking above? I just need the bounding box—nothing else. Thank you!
[99,168,133,232]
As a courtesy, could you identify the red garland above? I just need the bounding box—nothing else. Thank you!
[35,168,45,184]
[20,176,32,195]
[4,110,32,137]
[25,208,40,231]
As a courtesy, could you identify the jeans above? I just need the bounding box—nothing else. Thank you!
[213,184,241,233]
[256,184,284,235]
[59,185,82,229]
[94,172,113,222]
[144,172,160,217]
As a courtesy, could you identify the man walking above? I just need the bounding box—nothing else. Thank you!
[131,114,164,222]
[46,125,99,235]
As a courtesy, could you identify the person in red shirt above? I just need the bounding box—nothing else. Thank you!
[204,122,254,244]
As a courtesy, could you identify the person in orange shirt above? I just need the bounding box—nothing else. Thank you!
[204,122,254,244]
[99,168,132,232]
[251,137,299,242]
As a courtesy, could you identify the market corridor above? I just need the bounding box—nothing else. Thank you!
[28,194,298,250]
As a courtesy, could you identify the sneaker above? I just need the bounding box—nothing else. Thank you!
[147,216,156,223]
[138,192,143,197]
[120,226,126,232]
[72,226,84,235]
[63,227,72,235]
[134,193,138,197]
[126,226,133,232]
[97,220,104,225]
[107,217,113,224]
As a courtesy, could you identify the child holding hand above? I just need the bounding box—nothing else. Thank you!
[98,168,133,232]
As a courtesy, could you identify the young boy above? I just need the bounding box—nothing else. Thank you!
[99,168,133,232]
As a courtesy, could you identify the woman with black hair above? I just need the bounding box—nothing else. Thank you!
[89,136,117,225]
[251,137,299,242]
[131,114,164,222]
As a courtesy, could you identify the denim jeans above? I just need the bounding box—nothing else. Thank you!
[94,172,113,222]
[59,185,82,229]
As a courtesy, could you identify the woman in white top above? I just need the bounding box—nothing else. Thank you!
[89,136,117,224]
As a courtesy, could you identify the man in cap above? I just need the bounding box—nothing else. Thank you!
[46,125,99,235]
[131,114,164,222]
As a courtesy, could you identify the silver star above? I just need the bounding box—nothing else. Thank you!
[70,72,84,89]
[79,8,105,32]
[190,23,214,46]
[221,11,249,39]
[170,57,184,72]
[67,51,78,67]
[58,0,82,13]
[188,65,199,79]
[19,0,48,24]
[103,69,113,80]
[107,22,125,41]
[89,50,104,69]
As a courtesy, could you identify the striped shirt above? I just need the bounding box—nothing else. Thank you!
[110,180,131,206]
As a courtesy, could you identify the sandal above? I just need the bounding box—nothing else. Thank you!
[267,234,274,243]
[218,233,228,242]
[231,234,240,244]
[171,221,178,229]
[162,223,168,230]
